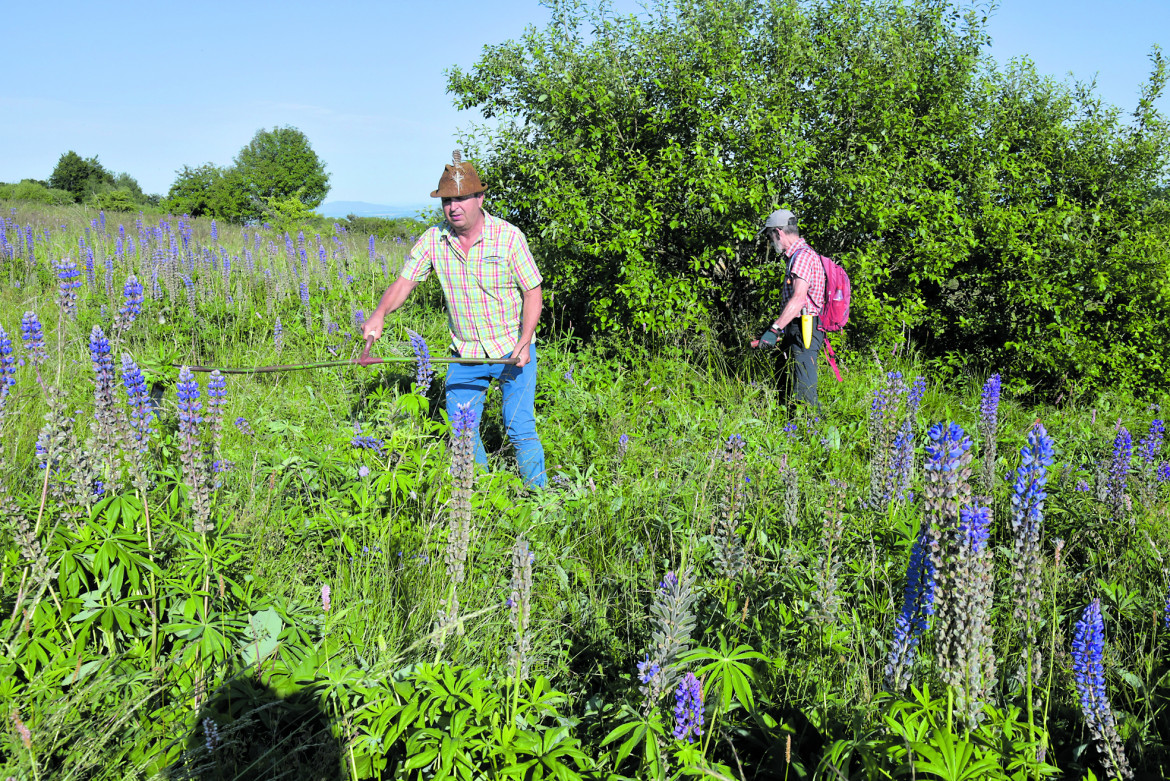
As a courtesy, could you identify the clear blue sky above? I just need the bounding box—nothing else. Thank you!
[3,0,1166,207]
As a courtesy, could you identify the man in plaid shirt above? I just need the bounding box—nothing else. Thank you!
[751,209,827,408]
[362,152,547,488]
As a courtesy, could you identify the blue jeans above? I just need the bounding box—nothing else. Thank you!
[444,344,547,488]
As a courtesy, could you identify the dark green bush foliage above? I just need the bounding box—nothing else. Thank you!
[0,179,75,206]
[449,0,1170,395]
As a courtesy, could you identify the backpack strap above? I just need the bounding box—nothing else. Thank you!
[823,336,843,382]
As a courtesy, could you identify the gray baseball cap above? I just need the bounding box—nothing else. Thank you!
[759,209,797,235]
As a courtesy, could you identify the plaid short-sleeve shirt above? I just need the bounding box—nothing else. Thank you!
[780,237,825,318]
[400,211,543,359]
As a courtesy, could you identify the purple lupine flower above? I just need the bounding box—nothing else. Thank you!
[203,718,219,753]
[925,420,996,725]
[234,416,254,437]
[1138,419,1164,466]
[958,504,992,553]
[869,371,907,510]
[637,655,661,684]
[1076,479,1092,492]
[640,567,699,709]
[89,326,121,457]
[177,366,203,429]
[368,235,375,263]
[210,219,218,243]
[121,354,154,450]
[177,366,213,533]
[1107,426,1132,519]
[979,373,1001,495]
[84,245,96,287]
[0,326,16,401]
[885,526,935,692]
[1072,599,1132,780]
[980,374,1001,427]
[1158,462,1170,484]
[672,673,704,743]
[618,433,630,459]
[115,274,144,332]
[274,317,284,354]
[352,309,365,330]
[908,376,926,415]
[1010,423,1056,673]
[406,329,434,395]
[351,435,386,457]
[452,403,478,437]
[207,370,227,456]
[89,326,113,377]
[55,260,82,319]
[925,421,972,476]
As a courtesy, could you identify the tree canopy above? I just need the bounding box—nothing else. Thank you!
[163,126,330,223]
[448,0,1170,395]
[49,151,115,202]
[232,126,331,215]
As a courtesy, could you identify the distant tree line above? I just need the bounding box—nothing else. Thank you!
[0,151,157,210]
[0,126,331,225]
[450,0,1170,395]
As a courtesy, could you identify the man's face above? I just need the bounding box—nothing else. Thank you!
[442,193,484,232]
[770,228,787,254]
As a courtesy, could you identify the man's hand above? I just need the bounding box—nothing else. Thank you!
[753,327,780,349]
[358,313,386,366]
[511,342,532,368]
[361,312,385,343]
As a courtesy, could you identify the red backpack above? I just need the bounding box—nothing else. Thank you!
[813,254,850,381]
[816,254,851,332]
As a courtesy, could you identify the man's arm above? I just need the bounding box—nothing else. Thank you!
[750,277,809,348]
[510,284,543,368]
[773,277,809,332]
[363,275,419,340]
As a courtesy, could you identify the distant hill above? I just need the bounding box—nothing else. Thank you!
[316,201,429,219]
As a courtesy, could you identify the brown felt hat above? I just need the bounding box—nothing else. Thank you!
[430,150,487,198]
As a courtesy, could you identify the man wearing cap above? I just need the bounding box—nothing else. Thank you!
[751,209,827,408]
[362,152,547,488]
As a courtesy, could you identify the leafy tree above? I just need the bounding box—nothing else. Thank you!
[231,126,330,220]
[164,164,248,220]
[49,151,114,202]
[112,172,146,202]
[449,0,1170,395]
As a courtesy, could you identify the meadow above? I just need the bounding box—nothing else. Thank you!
[1,201,1169,780]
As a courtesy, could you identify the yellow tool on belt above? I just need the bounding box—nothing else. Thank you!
[800,310,812,349]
